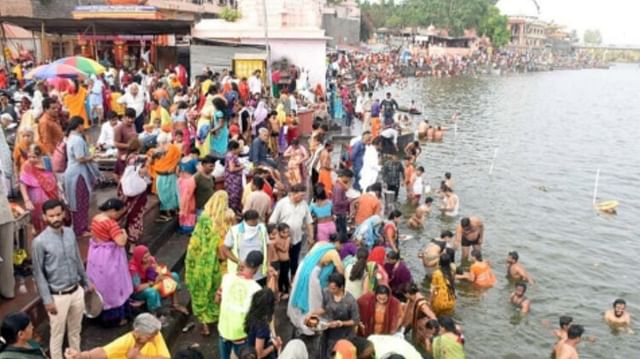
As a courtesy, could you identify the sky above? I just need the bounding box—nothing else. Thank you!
[499,0,640,45]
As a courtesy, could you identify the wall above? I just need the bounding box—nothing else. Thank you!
[322,13,360,46]
[190,43,265,80]
[0,0,108,19]
[240,38,326,88]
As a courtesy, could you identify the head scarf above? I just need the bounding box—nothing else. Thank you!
[202,190,229,234]
[279,339,308,359]
[253,100,268,128]
[333,339,357,359]
[368,246,386,267]
[276,103,286,126]
[129,245,155,281]
[13,127,33,172]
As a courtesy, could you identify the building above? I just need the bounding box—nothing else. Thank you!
[192,0,329,89]
[496,0,548,51]
[322,0,361,47]
[0,0,225,65]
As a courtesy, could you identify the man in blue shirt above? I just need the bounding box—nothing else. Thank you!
[350,131,372,191]
[249,128,277,168]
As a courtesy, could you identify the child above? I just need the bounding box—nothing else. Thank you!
[283,139,308,186]
[266,224,280,300]
[410,166,425,205]
[408,197,433,229]
[173,129,185,155]
[274,223,291,300]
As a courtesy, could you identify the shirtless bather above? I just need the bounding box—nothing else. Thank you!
[426,126,435,141]
[554,324,583,359]
[419,230,453,271]
[506,251,534,283]
[418,120,429,139]
[510,282,530,314]
[407,197,433,229]
[604,298,632,331]
[433,126,445,141]
[455,216,483,263]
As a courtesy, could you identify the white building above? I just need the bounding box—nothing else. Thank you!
[192,0,329,88]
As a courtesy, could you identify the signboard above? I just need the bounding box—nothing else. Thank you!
[74,5,158,13]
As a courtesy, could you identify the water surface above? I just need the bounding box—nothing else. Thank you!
[388,64,640,358]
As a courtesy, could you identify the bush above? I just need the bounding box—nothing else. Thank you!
[220,7,242,22]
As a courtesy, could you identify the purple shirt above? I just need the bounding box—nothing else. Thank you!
[332,181,350,215]
[371,101,381,117]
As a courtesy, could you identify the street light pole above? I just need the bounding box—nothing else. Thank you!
[262,0,271,92]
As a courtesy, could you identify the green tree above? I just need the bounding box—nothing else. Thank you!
[479,5,509,47]
[583,29,603,45]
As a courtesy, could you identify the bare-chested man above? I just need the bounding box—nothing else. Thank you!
[554,324,583,359]
[433,126,445,141]
[553,316,573,342]
[455,216,484,263]
[418,230,452,272]
[604,298,632,332]
[426,125,435,141]
[407,197,433,229]
[444,172,454,191]
[506,251,534,283]
[418,119,429,139]
[510,282,530,314]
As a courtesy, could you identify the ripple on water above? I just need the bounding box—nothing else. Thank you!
[387,65,640,357]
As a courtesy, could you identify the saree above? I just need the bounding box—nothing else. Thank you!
[19,162,58,233]
[13,138,31,175]
[177,173,196,233]
[195,112,212,157]
[185,192,228,324]
[63,87,89,127]
[353,215,383,249]
[118,155,147,243]
[211,110,228,157]
[431,269,456,316]
[288,243,336,315]
[152,144,181,211]
[224,152,243,214]
[86,220,133,310]
[357,290,401,336]
[432,334,465,359]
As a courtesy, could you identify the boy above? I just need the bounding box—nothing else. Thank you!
[407,197,433,229]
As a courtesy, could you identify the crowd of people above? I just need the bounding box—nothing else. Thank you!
[0,51,633,359]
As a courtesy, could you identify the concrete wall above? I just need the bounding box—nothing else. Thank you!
[190,43,265,80]
[322,13,360,47]
[0,0,107,19]
[239,38,326,88]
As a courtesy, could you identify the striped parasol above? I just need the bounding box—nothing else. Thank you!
[55,56,106,75]
[25,63,88,80]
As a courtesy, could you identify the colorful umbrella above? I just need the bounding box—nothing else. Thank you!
[25,63,88,80]
[55,56,106,75]
[46,77,75,92]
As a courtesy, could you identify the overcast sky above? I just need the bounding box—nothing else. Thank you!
[499,0,639,45]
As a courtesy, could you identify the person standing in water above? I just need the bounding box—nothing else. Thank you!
[456,249,496,289]
[455,216,483,263]
[604,299,632,331]
[554,324,583,359]
[509,282,530,314]
[440,186,459,218]
[506,251,534,283]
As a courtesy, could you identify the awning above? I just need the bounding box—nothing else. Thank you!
[0,16,192,35]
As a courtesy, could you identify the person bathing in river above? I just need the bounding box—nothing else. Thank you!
[444,172,454,191]
[455,216,484,263]
[510,282,530,314]
[419,231,453,275]
[456,249,496,289]
[433,126,445,142]
[553,316,574,342]
[440,185,459,218]
[404,141,421,163]
[554,324,584,359]
[409,166,425,205]
[407,197,433,229]
[506,251,534,283]
[604,298,632,331]
[418,119,429,140]
[426,126,435,141]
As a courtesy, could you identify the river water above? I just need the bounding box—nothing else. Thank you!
[387,64,640,358]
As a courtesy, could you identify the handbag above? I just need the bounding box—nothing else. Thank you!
[121,164,148,197]
[152,265,177,298]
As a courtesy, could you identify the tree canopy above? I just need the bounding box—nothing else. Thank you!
[583,29,603,45]
[360,0,510,46]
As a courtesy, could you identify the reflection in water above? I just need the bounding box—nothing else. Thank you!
[378,65,640,358]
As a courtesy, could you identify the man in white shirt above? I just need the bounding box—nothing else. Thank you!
[97,111,120,153]
[116,83,146,133]
[248,70,263,96]
[268,184,314,279]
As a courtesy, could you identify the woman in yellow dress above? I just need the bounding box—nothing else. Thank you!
[430,253,456,316]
